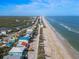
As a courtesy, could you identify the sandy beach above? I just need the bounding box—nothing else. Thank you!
[42,16,79,59]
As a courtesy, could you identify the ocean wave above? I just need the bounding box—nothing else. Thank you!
[59,23,79,34]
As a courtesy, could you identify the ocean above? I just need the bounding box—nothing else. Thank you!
[46,16,79,51]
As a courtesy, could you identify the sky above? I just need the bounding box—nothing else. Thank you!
[0,0,79,16]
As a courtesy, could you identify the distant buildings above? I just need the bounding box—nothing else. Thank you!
[16,19,20,22]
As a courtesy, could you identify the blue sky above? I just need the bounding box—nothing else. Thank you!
[0,0,79,16]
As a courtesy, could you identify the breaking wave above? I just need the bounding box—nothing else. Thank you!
[60,23,79,34]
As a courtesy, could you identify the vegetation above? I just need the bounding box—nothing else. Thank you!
[0,16,33,28]
[38,27,45,59]
[0,47,11,59]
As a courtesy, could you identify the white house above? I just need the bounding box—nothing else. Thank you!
[1,31,7,35]
[8,47,28,59]
[9,47,25,56]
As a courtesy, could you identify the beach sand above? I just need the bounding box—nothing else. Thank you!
[42,16,79,59]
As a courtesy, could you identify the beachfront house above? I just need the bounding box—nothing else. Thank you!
[6,42,13,47]
[8,47,27,59]
[7,29,12,33]
[18,36,30,42]
[1,30,7,35]
[27,28,33,32]
[18,35,31,47]
[0,39,3,43]
[26,28,34,38]
[9,47,25,56]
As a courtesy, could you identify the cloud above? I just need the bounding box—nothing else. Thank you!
[14,0,72,15]
[0,0,79,16]
[14,1,50,15]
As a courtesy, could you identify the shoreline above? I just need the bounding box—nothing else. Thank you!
[43,16,79,59]
[45,17,79,53]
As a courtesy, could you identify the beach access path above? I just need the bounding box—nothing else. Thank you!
[42,16,73,59]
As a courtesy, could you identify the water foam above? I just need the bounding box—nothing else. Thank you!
[60,23,79,34]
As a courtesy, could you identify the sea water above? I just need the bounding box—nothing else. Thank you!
[46,16,79,51]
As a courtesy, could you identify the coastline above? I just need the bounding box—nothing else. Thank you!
[42,16,79,59]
